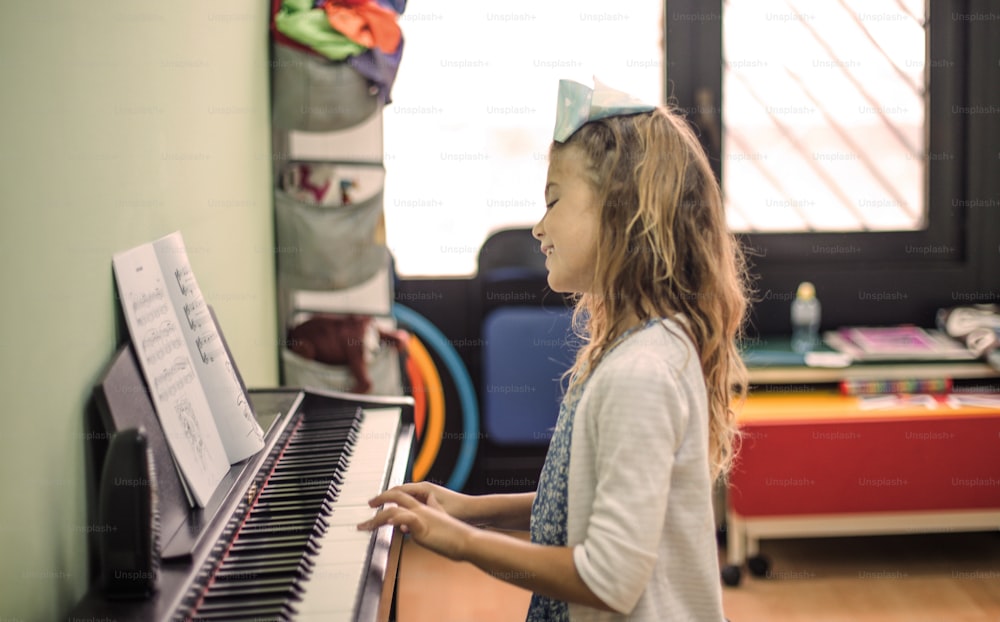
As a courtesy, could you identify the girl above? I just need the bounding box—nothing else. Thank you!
[359,79,749,621]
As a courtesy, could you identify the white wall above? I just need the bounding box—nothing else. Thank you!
[0,2,277,618]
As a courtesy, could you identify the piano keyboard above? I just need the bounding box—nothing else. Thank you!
[181,405,402,621]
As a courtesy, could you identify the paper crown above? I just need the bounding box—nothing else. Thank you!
[553,78,657,143]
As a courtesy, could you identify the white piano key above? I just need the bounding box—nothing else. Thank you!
[295,407,400,619]
[329,408,401,508]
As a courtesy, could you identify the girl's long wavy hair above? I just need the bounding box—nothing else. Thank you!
[555,106,750,480]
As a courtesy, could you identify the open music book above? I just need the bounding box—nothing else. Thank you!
[113,231,264,507]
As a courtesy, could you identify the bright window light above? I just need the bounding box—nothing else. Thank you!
[383,1,663,277]
[722,0,928,232]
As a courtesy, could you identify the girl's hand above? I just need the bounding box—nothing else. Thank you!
[357,486,477,561]
[377,481,475,522]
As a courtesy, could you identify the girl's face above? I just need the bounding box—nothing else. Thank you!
[532,145,601,294]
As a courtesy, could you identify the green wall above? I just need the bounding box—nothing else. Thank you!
[0,3,278,619]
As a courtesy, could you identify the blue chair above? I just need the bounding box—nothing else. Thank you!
[481,306,577,445]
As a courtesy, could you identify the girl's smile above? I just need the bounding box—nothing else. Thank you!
[532,145,600,294]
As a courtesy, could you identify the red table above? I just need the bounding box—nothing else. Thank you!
[724,391,1000,584]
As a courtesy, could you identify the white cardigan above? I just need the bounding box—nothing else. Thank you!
[565,319,725,621]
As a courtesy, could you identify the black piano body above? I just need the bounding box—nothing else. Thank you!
[70,345,415,621]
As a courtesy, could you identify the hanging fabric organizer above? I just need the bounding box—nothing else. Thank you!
[273,163,387,291]
[271,44,380,132]
[270,0,405,396]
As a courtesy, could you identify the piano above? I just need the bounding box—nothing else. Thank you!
[70,345,415,621]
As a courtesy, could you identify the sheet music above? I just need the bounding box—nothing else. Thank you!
[113,241,228,507]
[112,231,266,507]
[151,233,265,463]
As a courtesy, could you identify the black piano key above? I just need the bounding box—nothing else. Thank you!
[199,577,303,597]
[257,497,333,513]
[220,550,315,567]
[260,473,336,484]
[269,463,342,475]
[281,442,350,452]
[250,493,327,506]
[214,560,309,580]
[284,438,352,451]
[211,571,292,586]
[283,438,351,449]
[197,595,301,616]
[196,588,302,620]
[298,420,356,429]
[191,610,287,622]
[290,434,348,446]
[258,477,336,490]
[251,497,324,510]
[297,432,357,446]
[243,506,325,521]
[193,597,296,617]
[237,535,320,554]
[236,527,316,541]
[231,533,313,548]
[242,519,315,532]
[255,479,331,491]
[254,481,335,495]
[301,413,358,425]
[241,516,322,531]
[248,497,327,512]
[274,453,348,464]
[218,552,312,569]
[226,534,312,550]
[289,433,352,445]
[263,469,340,479]
[240,514,322,528]
[268,464,343,477]
[301,415,357,426]
[253,487,329,498]
[219,545,307,560]
[241,509,323,524]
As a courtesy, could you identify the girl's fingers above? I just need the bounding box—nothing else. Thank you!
[396,481,432,497]
[371,488,421,510]
[357,505,412,532]
[425,493,443,510]
[368,485,425,508]
[399,484,433,504]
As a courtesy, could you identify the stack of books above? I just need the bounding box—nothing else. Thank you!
[823,325,976,362]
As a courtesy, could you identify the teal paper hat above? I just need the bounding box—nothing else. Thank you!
[553,77,657,143]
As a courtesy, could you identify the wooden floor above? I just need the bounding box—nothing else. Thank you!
[396,530,1000,621]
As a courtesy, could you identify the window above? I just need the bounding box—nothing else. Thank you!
[664,0,996,332]
[722,0,928,232]
[383,1,664,276]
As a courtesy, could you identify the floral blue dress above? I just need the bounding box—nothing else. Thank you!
[525,375,586,621]
[525,320,659,621]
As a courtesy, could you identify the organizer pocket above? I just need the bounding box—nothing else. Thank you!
[274,164,387,291]
[271,43,379,132]
[281,346,401,395]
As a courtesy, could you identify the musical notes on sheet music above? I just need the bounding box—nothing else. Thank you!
[195,333,222,364]
[141,320,183,366]
[183,298,207,331]
[132,287,169,327]
[152,357,197,404]
[175,265,195,296]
